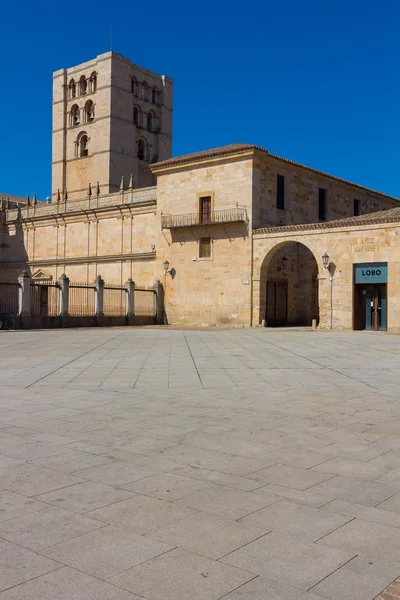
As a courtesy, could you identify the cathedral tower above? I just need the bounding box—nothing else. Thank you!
[52,52,173,201]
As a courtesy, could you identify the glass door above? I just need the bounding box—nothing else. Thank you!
[377,285,387,331]
[363,285,387,331]
[364,287,373,330]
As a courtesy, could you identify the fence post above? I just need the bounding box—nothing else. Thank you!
[18,270,31,317]
[153,279,164,324]
[59,273,70,317]
[94,275,104,320]
[125,278,135,320]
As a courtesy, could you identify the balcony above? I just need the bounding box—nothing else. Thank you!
[161,207,248,229]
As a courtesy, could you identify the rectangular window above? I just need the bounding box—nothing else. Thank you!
[354,199,360,216]
[277,174,285,210]
[318,188,327,221]
[199,196,212,224]
[199,237,211,258]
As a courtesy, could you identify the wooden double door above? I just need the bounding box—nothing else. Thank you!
[266,281,288,327]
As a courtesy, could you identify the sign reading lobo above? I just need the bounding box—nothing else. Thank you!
[354,262,388,284]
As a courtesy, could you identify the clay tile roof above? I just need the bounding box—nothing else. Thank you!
[254,206,400,235]
[150,144,256,170]
[150,143,399,203]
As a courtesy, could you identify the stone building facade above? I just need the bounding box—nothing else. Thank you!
[1,52,400,331]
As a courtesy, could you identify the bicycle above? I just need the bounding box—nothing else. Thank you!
[0,312,17,330]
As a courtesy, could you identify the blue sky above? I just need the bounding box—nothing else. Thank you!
[1,0,399,200]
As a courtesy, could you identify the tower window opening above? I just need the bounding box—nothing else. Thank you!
[77,133,89,157]
[79,75,87,95]
[71,105,80,127]
[69,79,76,99]
[131,77,138,95]
[152,86,158,104]
[133,106,141,127]
[147,112,154,132]
[90,72,97,93]
[85,100,95,122]
[137,139,147,160]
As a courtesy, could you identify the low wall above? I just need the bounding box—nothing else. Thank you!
[14,315,156,329]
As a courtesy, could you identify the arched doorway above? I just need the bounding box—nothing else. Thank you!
[260,241,319,326]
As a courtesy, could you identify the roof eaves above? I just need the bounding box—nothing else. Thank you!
[150,144,263,172]
[253,210,400,235]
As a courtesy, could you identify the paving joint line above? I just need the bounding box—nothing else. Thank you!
[25,332,127,389]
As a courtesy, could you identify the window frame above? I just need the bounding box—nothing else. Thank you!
[318,187,327,221]
[89,72,97,93]
[199,237,212,259]
[85,100,95,123]
[199,196,212,224]
[79,75,87,96]
[137,138,148,161]
[76,132,89,158]
[69,79,76,100]
[354,198,360,217]
[196,191,215,225]
[70,104,80,127]
[276,174,285,210]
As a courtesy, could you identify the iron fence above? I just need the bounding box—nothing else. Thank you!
[30,282,60,317]
[69,283,95,317]
[0,280,20,315]
[104,286,127,317]
[135,287,156,316]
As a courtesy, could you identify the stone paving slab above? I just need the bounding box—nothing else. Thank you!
[1,328,400,599]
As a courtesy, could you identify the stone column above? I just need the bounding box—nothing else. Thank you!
[58,273,70,317]
[125,279,135,318]
[153,280,164,324]
[18,270,31,317]
[94,275,104,318]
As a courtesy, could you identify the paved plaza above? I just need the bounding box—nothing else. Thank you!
[1,328,400,599]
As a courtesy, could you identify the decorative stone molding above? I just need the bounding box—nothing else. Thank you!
[362,237,379,251]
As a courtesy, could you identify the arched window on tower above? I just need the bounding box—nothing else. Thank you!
[133,106,141,127]
[70,104,80,127]
[85,100,95,122]
[137,138,147,161]
[79,75,87,95]
[147,111,155,132]
[69,79,76,99]
[77,132,89,157]
[90,72,97,93]
[140,81,149,101]
[131,77,138,95]
[152,86,158,104]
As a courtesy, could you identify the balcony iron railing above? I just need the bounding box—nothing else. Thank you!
[161,207,247,229]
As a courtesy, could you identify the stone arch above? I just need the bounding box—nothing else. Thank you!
[259,240,320,327]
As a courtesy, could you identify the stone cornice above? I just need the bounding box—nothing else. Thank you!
[0,251,156,266]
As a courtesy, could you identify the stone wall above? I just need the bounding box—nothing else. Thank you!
[1,188,158,287]
[253,221,400,332]
[252,152,397,229]
[155,157,253,325]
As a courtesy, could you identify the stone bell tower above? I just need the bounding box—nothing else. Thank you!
[52,51,173,202]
